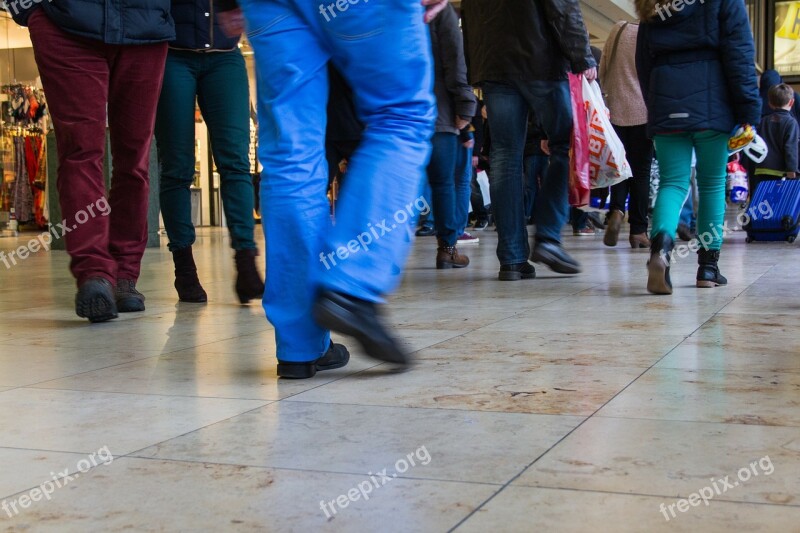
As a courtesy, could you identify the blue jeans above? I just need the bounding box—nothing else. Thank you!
[240,0,435,362]
[418,180,435,228]
[523,154,548,221]
[428,133,459,245]
[455,133,473,234]
[483,80,572,265]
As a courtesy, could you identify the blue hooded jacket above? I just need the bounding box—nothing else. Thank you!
[635,0,761,138]
[759,69,800,125]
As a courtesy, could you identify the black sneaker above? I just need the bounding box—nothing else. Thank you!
[530,241,582,274]
[472,219,489,231]
[498,262,536,281]
[115,279,145,313]
[313,290,409,366]
[75,277,118,323]
[415,225,436,237]
[277,342,350,379]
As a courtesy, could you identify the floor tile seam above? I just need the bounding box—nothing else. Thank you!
[18,385,276,403]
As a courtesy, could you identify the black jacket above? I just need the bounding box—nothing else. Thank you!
[461,0,595,84]
[635,0,760,137]
[170,0,238,50]
[757,109,799,174]
[12,0,175,44]
[430,4,477,134]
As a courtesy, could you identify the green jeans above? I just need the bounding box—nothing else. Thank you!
[155,49,255,252]
[652,131,729,251]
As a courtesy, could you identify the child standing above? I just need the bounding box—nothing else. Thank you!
[755,84,799,189]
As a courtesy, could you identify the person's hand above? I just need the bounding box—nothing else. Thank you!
[540,140,550,155]
[422,0,449,23]
[455,117,470,130]
[472,156,479,168]
[463,139,475,149]
[218,8,245,38]
[583,67,598,82]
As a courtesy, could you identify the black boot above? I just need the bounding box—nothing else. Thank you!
[75,277,118,323]
[647,232,674,295]
[172,247,207,303]
[235,248,265,304]
[696,249,728,288]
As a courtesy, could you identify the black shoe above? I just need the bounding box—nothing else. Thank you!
[313,290,409,365]
[530,241,582,274]
[172,247,208,303]
[75,277,118,323]
[696,249,728,288]
[277,342,351,379]
[235,249,265,304]
[498,262,536,281]
[415,225,436,237]
[647,232,674,295]
[472,219,489,231]
[115,279,145,312]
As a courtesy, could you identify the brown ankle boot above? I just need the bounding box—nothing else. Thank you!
[629,233,650,249]
[604,210,624,247]
[436,239,469,269]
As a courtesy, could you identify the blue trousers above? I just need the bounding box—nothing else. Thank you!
[240,0,435,362]
[428,132,471,246]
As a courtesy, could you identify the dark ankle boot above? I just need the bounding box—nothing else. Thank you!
[696,249,727,288]
[235,249,265,304]
[172,247,207,303]
[647,232,674,295]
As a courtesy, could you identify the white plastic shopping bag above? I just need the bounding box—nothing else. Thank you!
[476,170,491,206]
[582,78,633,188]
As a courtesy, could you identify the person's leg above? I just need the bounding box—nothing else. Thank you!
[454,137,473,236]
[624,125,654,237]
[198,49,257,252]
[651,134,694,239]
[239,0,332,363]
[519,80,580,273]
[106,42,169,287]
[427,132,460,246]
[693,131,730,251]
[482,82,529,266]
[470,169,488,224]
[28,11,113,286]
[312,0,436,298]
[155,51,200,254]
[523,154,537,220]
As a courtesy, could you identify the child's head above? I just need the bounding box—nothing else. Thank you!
[768,84,794,110]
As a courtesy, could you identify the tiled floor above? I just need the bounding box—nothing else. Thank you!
[0,224,799,532]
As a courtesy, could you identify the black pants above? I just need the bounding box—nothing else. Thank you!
[609,124,653,235]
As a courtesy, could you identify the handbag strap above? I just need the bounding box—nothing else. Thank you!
[608,22,629,66]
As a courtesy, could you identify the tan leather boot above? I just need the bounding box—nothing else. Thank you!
[604,210,624,247]
[629,233,650,249]
[436,239,469,269]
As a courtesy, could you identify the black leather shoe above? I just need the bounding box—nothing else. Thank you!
[277,342,350,379]
[530,241,582,274]
[498,262,536,281]
[313,290,409,365]
[75,277,118,323]
[415,225,436,237]
[115,279,145,312]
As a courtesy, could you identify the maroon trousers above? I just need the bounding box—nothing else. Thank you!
[28,9,168,286]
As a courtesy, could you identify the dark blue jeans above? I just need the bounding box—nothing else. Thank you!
[483,80,572,265]
[427,132,463,246]
[523,154,548,221]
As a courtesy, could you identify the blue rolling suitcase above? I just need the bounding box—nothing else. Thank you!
[745,178,800,243]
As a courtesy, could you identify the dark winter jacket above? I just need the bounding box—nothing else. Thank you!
[461,0,595,84]
[757,109,799,175]
[430,4,477,134]
[170,0,238,50]
[759,70,800,125]
[635,0,760,138]
[11,0,175,44]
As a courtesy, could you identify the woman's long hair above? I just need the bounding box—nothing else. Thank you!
[634,0,659,21]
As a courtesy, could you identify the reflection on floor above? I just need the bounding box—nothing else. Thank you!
[0,225,798,532]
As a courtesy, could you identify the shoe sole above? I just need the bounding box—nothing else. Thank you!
[436,262,469,269]
[313,298,409,365]
[647,258,673,295]
[530,249,581,275]
[630,242,649,249]
[457,240,480,245]
[76,296,118,323]
[696,280,725,288]
[573,233,596,237]
[498,270,536,281]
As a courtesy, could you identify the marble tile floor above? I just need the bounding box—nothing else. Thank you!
[0,225,799,532]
